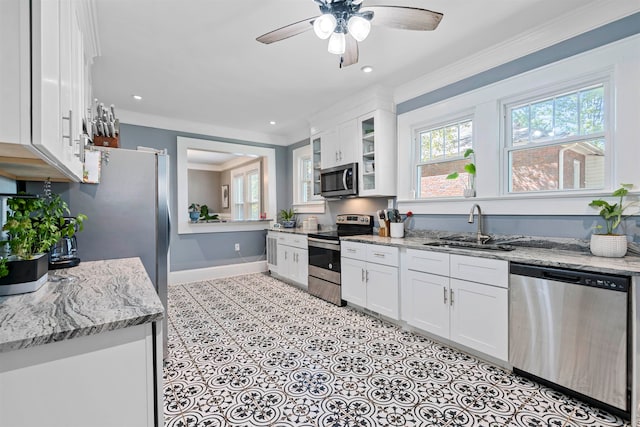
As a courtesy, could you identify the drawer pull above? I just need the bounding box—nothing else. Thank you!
[347,248,356,253]
[373,252,386,258]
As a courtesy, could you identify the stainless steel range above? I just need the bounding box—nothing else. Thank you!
[307,214,373,306]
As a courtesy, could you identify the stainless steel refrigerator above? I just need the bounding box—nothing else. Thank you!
[52,148,171,356]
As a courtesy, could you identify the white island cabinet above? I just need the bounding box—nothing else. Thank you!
[0,258,164,427]
[403,249,508,361]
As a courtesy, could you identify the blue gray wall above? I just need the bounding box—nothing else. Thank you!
[118,124,288,272]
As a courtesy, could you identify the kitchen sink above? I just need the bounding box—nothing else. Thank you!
[424,240,516,251]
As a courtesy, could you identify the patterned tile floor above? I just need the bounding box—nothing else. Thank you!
[164,273,630,427]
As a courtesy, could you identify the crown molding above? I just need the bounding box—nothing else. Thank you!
[394,0,640,105]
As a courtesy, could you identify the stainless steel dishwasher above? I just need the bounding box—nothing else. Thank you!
[510,263,630,416]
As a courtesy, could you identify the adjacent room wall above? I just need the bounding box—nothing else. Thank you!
[188,169,220,211]
[119,123,288,272]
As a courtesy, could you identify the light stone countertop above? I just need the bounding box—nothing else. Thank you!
[0,257,164,353]
[341,235,640,276]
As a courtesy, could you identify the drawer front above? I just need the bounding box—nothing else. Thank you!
[341,241,366,261]
[450,254,508,288]
[277,232,307,249]
[406,249,449,276]
[366,244,399,267]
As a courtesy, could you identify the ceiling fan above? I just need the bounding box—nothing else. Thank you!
[256,0,443,68]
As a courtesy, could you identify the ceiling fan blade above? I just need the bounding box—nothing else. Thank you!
[256,17,317,44]
[362,6,443,31]
[341,34,359,68]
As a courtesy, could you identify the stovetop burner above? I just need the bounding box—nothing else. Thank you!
[308,214,373,241]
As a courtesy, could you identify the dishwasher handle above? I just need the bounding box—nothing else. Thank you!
[542,270,582,283]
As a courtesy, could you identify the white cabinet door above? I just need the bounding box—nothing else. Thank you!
[31,0,64,164]
[366,262,399,320]
[449,278,508,360]
[357,110,396,197]
[341,257,366,307]
[289,247,308,288]
[336,119,356,165]
[320,128,338,169]
[406,270,450,338]
[277,244,290,279]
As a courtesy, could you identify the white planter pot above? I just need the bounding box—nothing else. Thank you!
[590,234,628,258]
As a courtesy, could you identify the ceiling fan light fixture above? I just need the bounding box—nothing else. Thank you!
[347,15,371,42]
[313,13,337,39]
[327,31,346,55]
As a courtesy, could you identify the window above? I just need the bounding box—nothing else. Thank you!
[292,145,325,213]
[505,82,607,193]
[231,162,261,220]
[414,118,473,198]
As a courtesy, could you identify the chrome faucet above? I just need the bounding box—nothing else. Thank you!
[468,204,491,244]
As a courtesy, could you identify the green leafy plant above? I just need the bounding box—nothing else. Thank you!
[199,205,219,221]
[589,183,636,235]
[279,208,296,222]
[1,194,86,263]
[446,149,476,190]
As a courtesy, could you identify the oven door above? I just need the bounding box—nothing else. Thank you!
[307,237,341,284]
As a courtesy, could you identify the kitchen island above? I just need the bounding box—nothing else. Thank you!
[0,257,164,427]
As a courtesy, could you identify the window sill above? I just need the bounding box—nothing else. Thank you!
[397,190,636,216]
[293,201,326,214]
[178,219,273,234]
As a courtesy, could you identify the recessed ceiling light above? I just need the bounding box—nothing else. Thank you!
[132,95,142,100]
[269,121,277,125]
[361,65,373,73]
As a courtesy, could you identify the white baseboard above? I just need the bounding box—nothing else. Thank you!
[169,261,268,285]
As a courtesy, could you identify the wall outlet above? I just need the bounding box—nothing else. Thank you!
[387,198,394,209]
[234,243,240,252]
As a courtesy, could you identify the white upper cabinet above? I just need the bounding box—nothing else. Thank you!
[357,109,396,197]
[0,0,94,181]
[319,120,357,170]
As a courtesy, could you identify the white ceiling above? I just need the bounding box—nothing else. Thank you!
[91,0,635,146]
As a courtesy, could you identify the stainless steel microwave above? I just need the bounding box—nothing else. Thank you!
[320,163,358,198]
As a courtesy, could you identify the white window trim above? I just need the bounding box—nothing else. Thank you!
[413,114,474,199]
[292,144,325,214]
[500,74,612,196]
[396,36,639,216]
[230,161,261,220]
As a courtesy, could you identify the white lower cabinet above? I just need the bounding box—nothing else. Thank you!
[0,322,161,427]
[403,249,508,361]
[341,241,399,319]
[273,233,308,288]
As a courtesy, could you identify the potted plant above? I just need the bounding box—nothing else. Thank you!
[446,148,476,197]
[0,194,86,295]
[589,183,637,257]
[199,205,219,221]
[279,208,296,228]
[188,203,200,222]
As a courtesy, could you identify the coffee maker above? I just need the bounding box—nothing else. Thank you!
[49,218,81,269]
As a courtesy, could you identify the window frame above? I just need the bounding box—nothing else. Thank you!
[292,144,325,213]
[500,75,612,196]
[230,161,261,220]
[413,114,474,199]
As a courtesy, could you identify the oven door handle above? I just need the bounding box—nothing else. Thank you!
[308,237,341,251]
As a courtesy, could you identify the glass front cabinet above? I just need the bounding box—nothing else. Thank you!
[358,110,396,197]
[312,134,322,196]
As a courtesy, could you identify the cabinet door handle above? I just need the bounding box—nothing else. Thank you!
[450,289,454,306]
[443,287,447,304]
[361,268,365,282]
[62,110,73,146]
[339,150,342,161]
[335,151,339,162]
[284,252,287,261]
[366,270,369,282]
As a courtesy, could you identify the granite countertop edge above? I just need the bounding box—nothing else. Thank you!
[0,258,165,354]
[340,235,640,275]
